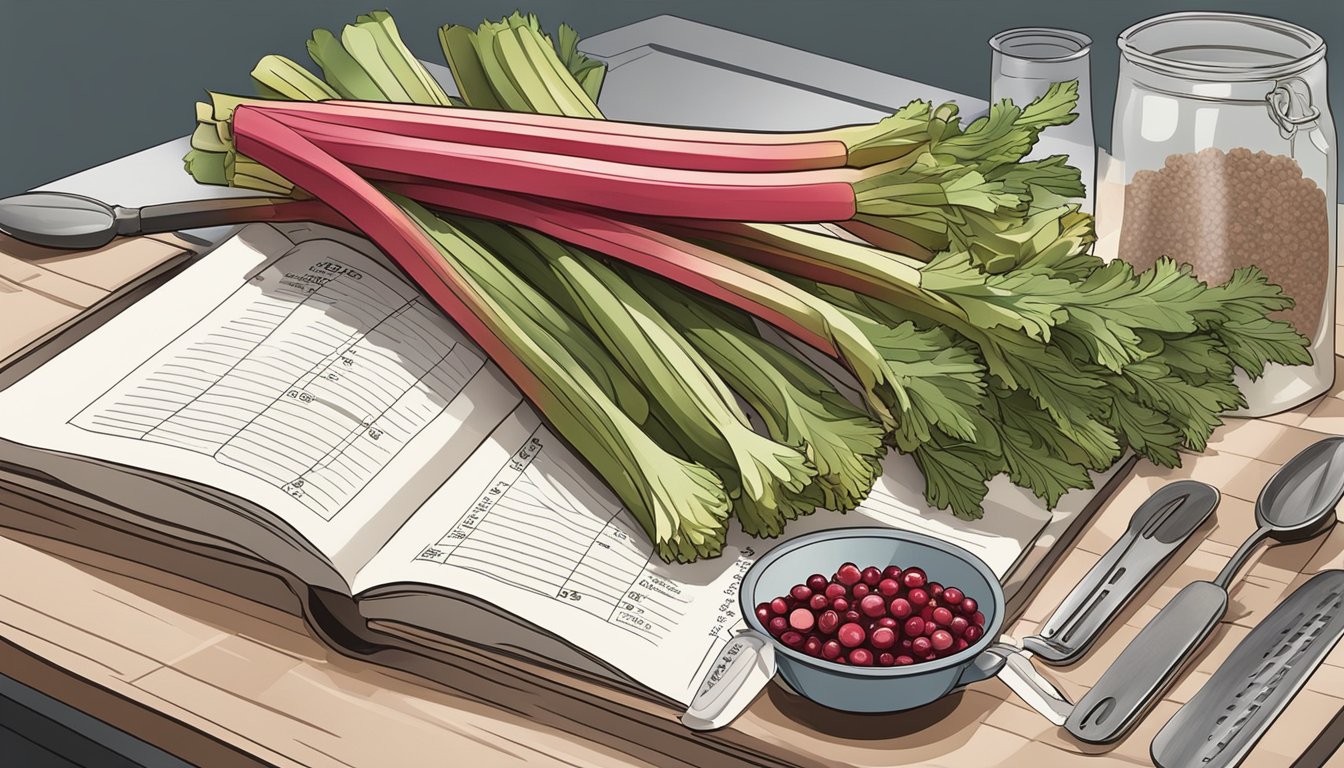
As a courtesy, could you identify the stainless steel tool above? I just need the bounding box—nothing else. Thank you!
[1151,569,1344,768]
[1066,437,1344,745]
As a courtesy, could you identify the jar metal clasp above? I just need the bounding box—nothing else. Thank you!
[1265,77,1321,140]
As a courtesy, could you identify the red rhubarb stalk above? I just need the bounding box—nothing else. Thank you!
[240,106,861,222]
[239,99,850,172]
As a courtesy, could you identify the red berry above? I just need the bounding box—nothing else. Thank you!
[942,587,964,605]
[900,639,913,651]
[902,568,927,589]
[844,610,863,624]
[928,582,944,600]
[960,597,978,616]
[882,565,903,581]
[809,594,829,611]
[909,588,930,608]
[849,648,874,666]
[876,617,898,629]
[895,655,914,666]
[861,567,883,587]
[838,622,866,648]
[878,652,896,667]
[831,597,850,613]
[963,625,983,643]
[877,578,901,598]
[889,598,913,619]
[835,657,847,664]
[852,582,871,599]
[911,636,932,656]
[807,574,829,593]
[804,636,823,656]
[822,639,843,659]
[817,609,840,635]
[781,630,804,648]
[949,616,969,636]
[770,597,790,615]
[871,626,897,649]
[860,594,887,618]
[920,605,936,622]
[789,608,816,632]
[930,629,954,651]
[755,604,771,623]
[932,607,954,626]
[955,638,970,652]
[904,617,926,637]
[768,617,788,636]
[973,611,986,627]
[825,583,847,600]
[791,584,813,602]
[835,563,862,586]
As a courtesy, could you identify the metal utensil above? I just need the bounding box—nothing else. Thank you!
[0,191,332,250]
[1066,437,1344,744]
[1151,569,1344,768]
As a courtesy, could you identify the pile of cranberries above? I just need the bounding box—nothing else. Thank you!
[755,563,987,667]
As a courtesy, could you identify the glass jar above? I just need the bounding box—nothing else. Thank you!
[1112,12,1336,416]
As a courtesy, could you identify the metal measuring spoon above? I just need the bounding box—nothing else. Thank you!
[0,191,333,250]
[1066,437,1344,745]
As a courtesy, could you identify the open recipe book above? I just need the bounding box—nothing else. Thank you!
[0,223,1130,708]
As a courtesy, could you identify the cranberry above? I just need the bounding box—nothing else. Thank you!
[876,617,898,629]
[895,655,914,666]
[789,608,816,632]
[955,639,969,652]
[920,605,936,622]
[844,610,863,624]
[902,568,927,589]
[878,652,896,667]
[911,636,932,656]
[942,587,964,605]
[900,639,913,651]
[932,607,954,626]
[755,604,771,623]
[781,630,804,648]
[930,629,954,651]
[804,636,823,656]
[877,578,901,598]
[806,574,829,593]
[768,617,788,636]
[960,597,978,616]
[837,622,866,648]
[882,565,903,581]
[949,616,969,636]
[852,582,871,599]
[909,588,930,608]
[824,583,847,600]
[861,566,883,587]
[770,597,790,616]
[809,594,829,611]
[822,639,843,659]
[817,609,840,634]
[973,611,986,627]
[904,617,926,637]
[790,584,813,602]
[849,648,874,666]
[860,594,887,618]
[928,582,944,600]
[835,563,862,586]
[889,598,913,619]
[834,657,847,664]
[963,625,983,643]
[831,597,850,613]
[870,626,897,649]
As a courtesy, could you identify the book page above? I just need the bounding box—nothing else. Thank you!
[0,224,520,578]
[357,403,1055,705]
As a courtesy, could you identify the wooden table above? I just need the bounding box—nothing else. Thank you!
[2,206,1343,767]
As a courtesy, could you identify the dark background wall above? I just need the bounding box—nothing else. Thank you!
[2,0,1341,197]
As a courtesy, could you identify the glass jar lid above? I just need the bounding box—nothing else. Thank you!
[1118,12,1325,82]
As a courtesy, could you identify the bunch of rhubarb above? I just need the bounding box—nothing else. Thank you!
[182,11,1311,561]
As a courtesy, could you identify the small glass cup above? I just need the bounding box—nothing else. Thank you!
[989,27,1096,214]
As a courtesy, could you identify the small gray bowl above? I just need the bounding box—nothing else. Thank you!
[740,527,1007,713]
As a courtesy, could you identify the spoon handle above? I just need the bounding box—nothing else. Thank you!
[1065,580,1227,744]
[135,197,349,234]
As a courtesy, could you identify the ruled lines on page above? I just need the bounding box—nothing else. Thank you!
[69,239,485,522]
